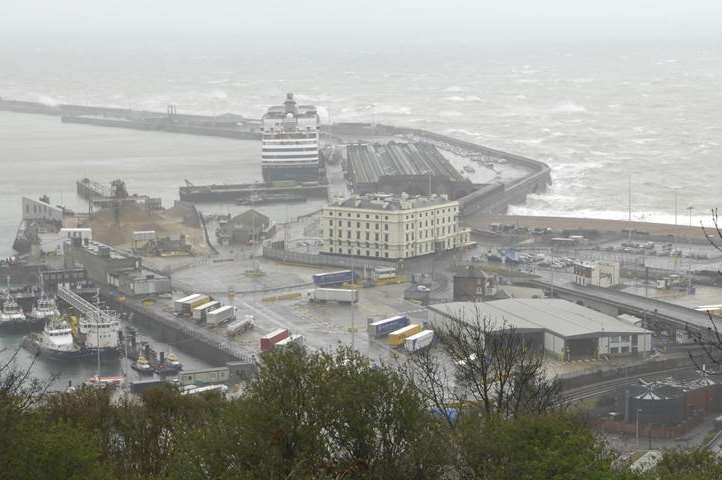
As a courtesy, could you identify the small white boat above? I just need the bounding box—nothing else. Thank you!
[23,315,83,360]
[0,295,27,329]
[29,295,60,324]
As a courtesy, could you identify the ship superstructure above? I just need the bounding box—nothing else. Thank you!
[261,93,320,182]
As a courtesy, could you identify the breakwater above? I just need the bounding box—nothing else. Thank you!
[0,98,551,217]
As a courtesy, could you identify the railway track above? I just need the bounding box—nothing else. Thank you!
[561,366,697,405]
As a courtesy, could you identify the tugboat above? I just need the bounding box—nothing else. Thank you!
[131,354,154,375]
[153,352,183,375]
[29,294,60,326]
[0,295,27,330]
[22,315,83,360]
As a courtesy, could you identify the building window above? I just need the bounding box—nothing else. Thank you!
[384,224,388,231]
[329,229,333,237]
[384,234,388,242]
[610,347,619,354]
[365,232,369,240]
[366,250,370,256]
[356,231,360,239]
[329,247,333,253]
[357,249,360,255]
[375,251,379,257]
[357,222,360,228]
[347,221,351,227]
[375,233,379,241]
[621,346,629,353]
[384,252,389,258]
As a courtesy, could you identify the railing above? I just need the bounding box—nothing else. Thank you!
[57,285,118,324]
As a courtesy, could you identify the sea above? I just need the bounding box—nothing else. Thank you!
[1,35,721,385]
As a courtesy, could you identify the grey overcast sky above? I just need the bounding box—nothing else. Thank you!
[2,0,722,43]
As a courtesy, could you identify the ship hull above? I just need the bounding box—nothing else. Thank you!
[0,317,44,333]
[261,163,320,183]
[22,335,87,360]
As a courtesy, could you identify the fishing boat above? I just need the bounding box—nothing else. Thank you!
[22,314,84,360]
[84,374,125,388]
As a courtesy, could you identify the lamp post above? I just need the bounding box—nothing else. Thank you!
[687,206,694,227]
[636,408,642,448]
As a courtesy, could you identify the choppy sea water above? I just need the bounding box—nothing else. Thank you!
[2,38,722,256]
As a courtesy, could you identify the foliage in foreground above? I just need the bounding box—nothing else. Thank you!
[0,347,716,479]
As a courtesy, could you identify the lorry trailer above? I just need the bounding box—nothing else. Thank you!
[312,270,356,287]
[387,324,422,346]
[368,315,410,338]
[260,328,289,352]
[307,288,358,304]
[193,300,221,322]
[404,330,434,353]
[206,305,235,326]
[174,294,203,314]
[274,334,305,349]
[225,315,254,337]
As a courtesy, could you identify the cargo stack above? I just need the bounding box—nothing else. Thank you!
[387,324,422,346]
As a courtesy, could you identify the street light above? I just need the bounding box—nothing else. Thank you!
[636,408,642,448]
[687,206,694,227]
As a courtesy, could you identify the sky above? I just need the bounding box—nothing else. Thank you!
[2,0,722,45]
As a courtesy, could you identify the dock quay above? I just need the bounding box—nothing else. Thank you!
[179,182,328,203]
[102,289,255,365]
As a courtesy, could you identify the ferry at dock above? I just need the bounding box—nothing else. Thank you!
[22,314,83,360]
[260,93,320,183]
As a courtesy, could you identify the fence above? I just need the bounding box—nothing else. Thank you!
[262,246,397,271]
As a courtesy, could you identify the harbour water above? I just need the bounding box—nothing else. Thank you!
[2,38,721,232]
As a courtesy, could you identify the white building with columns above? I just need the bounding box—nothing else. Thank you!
[319,193,470,260]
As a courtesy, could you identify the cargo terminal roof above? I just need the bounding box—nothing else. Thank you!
[347,141,465,185]
[428,298,651,339]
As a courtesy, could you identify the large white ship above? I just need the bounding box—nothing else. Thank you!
[261,93,320,183]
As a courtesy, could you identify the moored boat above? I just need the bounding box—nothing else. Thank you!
[22,315,84,360]
[0,295,28,330]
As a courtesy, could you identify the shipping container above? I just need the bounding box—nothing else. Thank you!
[225,315,255,336]
[206,305,236,326]
[404,330,434,353]
[312,270,356,287]
[192,300,221,322]
[275,334,305,349]
[387,324,422,346]
[179,367,230,386]
[307,288,358,304]
[367,315,410,338]
[260,328,289,352]
[174,293,202,314]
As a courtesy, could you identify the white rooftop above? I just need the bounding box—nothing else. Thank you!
[428,298,651,339]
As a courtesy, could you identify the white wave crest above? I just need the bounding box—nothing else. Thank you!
[552,101,587,113]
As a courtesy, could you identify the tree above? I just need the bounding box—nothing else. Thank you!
[650,448,722,480]
[455,413,631,480]
[169,346,450,480]
[409,305,561,420]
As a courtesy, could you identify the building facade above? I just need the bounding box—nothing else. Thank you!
[319,193,470,260]
[261,93,320,182]
[574,260,620,288]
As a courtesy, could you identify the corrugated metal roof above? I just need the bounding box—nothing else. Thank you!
[429,298,652,339]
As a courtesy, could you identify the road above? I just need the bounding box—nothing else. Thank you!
[530,279,715,332]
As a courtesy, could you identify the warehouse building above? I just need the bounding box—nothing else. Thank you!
[319,192,470,259]
[427,298,652,361]
[346,142,474,199]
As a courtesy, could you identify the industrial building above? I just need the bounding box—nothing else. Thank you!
[63,239,170,296]
[319,193,470,259]
[453,267,499,302]
[427,298,652,361]
[346,142,474,199]
[216,210,271,245]
[573,260,620,288]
